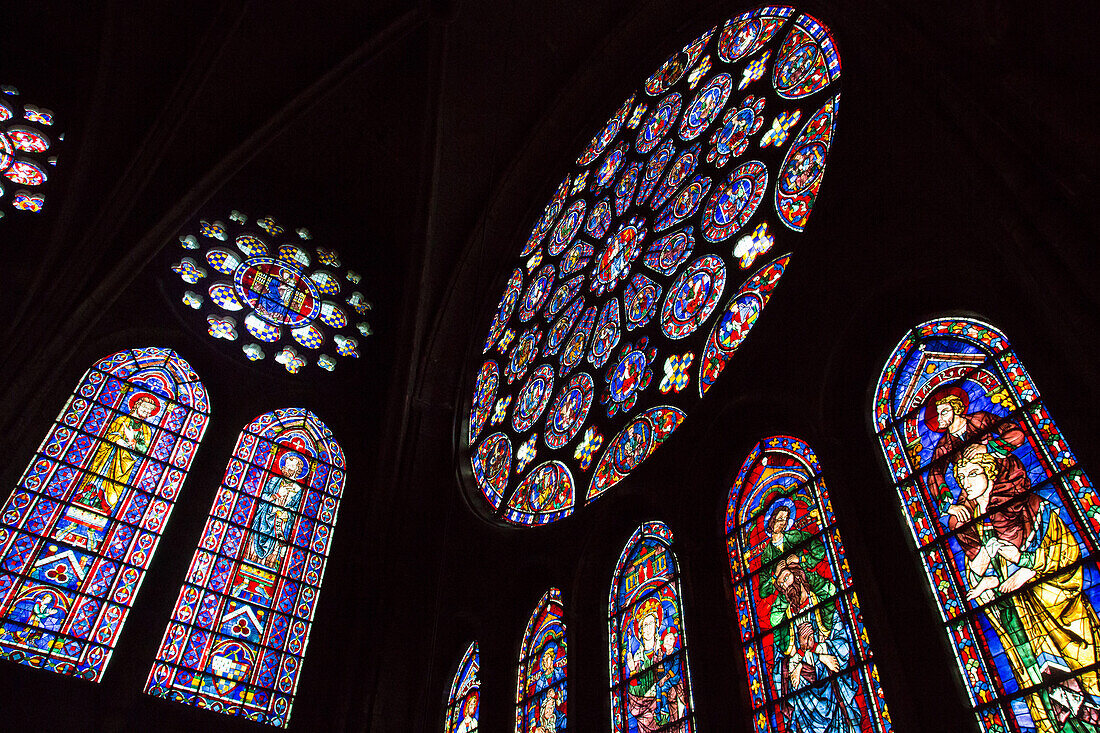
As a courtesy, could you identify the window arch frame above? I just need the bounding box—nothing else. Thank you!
[873,315,1100,732]
[0,346,208,681]
[145,407,345,728]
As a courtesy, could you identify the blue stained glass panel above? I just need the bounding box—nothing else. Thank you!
[0,348,208,682]
[874,317,1100,732]
[145,408,345,728]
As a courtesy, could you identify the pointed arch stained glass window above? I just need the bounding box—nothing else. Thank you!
[874,317,1100,732]
[609,521,695,732]
[462,6,842,525]
[445,641,480,733]
[146,408,345,728]
[0,347,208,681]
[0,84,60,218]
[727,435,891,732]
[516,588,567,732]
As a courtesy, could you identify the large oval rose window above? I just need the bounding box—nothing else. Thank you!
[464,6,842,525]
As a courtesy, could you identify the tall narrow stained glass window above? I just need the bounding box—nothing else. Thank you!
[516,588,567,732]
[874,317,1100,731]
[462,5,842,525]
[146,408,345,727]
[609,521,695,732]
[0,347,208,680]
[727,435,891,732]
[445,641,480,733]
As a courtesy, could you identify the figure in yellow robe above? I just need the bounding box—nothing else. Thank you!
[72,393,160,512]
[955,451,1100,732]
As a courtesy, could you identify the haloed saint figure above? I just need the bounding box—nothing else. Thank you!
[626,597,687,732]
[760,500,860,732]
[246,451,307,570]
[529,640,567,732]
[72,392,161,512]
[944,419,1100,728]
[455,690,479,733]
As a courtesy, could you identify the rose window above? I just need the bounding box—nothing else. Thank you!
[463,6,842,525]
[0,85,60,218]
[168,209,372,374]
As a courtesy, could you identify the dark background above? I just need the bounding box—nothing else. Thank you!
[0,0,1096,730]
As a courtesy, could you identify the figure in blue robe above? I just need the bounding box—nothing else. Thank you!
[770,564,861,733]
[246,466,303,570]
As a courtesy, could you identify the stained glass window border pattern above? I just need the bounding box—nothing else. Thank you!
[145,407,345,728]
[873,316,1100,732]
[608,520,696,732]
[0,347,208,681]
[726,435,892,732]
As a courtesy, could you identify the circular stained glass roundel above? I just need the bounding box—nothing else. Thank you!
[234,258,322,327]
[463,7,842,525]
[168,209,373,375]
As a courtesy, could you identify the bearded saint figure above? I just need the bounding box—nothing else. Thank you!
[246,452,306,569]
[770,563,861,733]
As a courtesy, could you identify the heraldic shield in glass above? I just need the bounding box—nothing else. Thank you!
[168,208,372,375]
[146,408,345,728]
[609,521,695,732]
[0,84,60,218]
[463,6,842,525]
[446,641,481,733]
[517,588,568,732]
[874,317,1100,732]
[0,347,209,681]
[727,435,892,732]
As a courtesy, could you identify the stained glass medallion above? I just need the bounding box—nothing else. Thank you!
[0,348,208,681]
[874,317,1100,733]
[445,641,480,733]
[146,408,345,727]
[727,436,892,732]
[463,6,842,525]
[609,521,695,732]
[168,210,372,374]
[0,85,60,219]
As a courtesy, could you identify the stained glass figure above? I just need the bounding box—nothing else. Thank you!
[445,641,480,733]
[609,521,695,732]
[727,435,892,732]
[0,84,60,219]
[145,408,345,728]
[516,589,567,732]
[0,348,208,681]
[874,317,1100,733]
[463,7,841,525]
[167,210,371,374]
